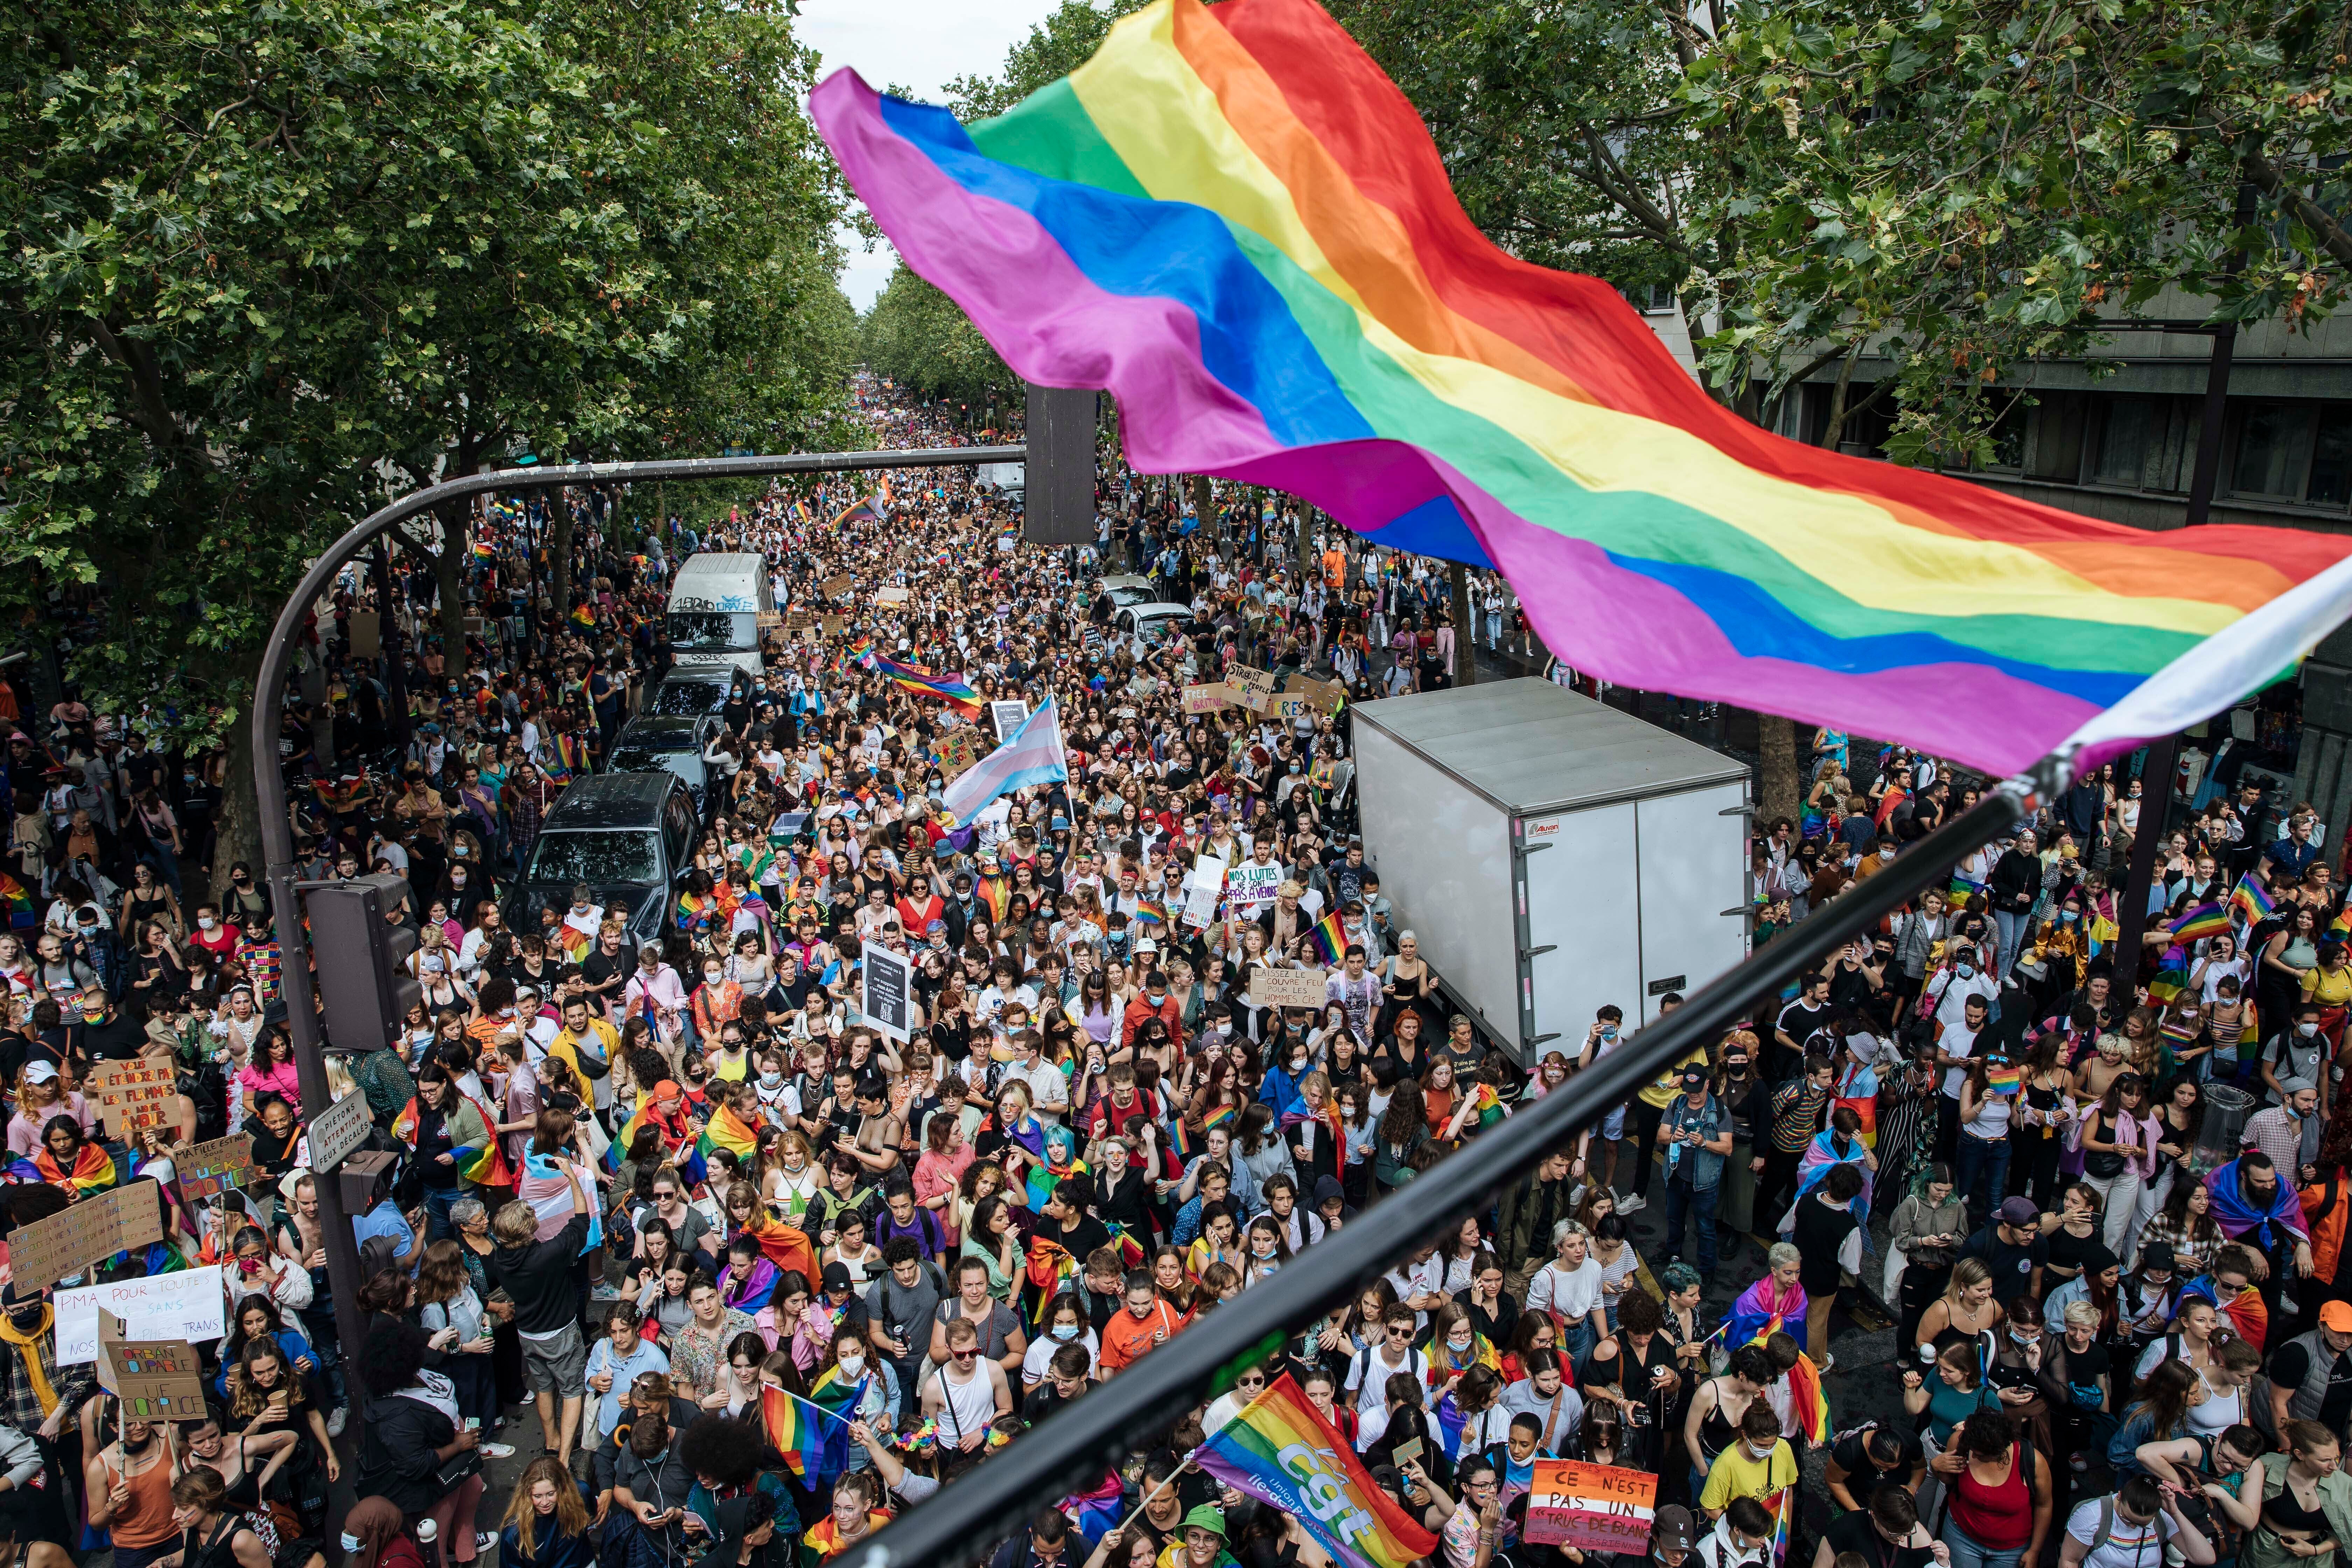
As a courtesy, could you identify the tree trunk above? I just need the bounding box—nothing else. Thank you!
[429,503,470,692]
[1449,561,1477,686]
[1757,713,1800,827]
[1818,340,1864,453]
[1191,474,1212,534]
[214,705,264,902]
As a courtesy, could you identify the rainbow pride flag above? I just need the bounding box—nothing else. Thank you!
[1134,898,1169,930]
[571,603,595,629]
[1200,1101,1237,1136]
[1191,1374,1438,1568]
[874,656,983,716]
[2229,873,2275,927]
[0,873,34,931]
[696,1100,763,1166]
[836,635,875,671]
[761,1382,860,1480]
[2170,902,2232,942]
[831,499,880,527]
[2148,944,2192,1003]
[811,0,2352,779]
[471,539,495,561]
[1983,1064,2024,1096]
[2328,909,2350,944]
[1303,909,1348,966]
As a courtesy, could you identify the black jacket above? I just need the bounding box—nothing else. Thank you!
[354,1387,463,1514]
[1988,849,2041,915]
[486,1212,591,1335]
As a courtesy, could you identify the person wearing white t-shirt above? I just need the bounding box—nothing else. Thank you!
[2058,1476,2213,1568]
[1345,1308,1429,1452]
[1934,994,1993,1164]
[1523,1220,1609,1364]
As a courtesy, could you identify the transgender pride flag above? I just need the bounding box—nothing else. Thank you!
[940,695,1070,827]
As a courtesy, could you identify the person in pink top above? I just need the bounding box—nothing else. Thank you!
[236,1025,304,1115]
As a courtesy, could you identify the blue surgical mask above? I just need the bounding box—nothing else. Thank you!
[1053,1324,1081,1342]
[341,1536,365,1554]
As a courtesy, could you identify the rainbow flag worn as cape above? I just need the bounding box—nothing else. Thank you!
[761,1382,861,1480]
[2148,944,2192,1003]
[2230,874,2275,927]
[2328,909,2350,944]
[696,1100,763,1165]
[2169,903,2232,943]
[517,1148,604,1253]
[1191,1374,1439,1568]
[571,604,596,628]
[12,1142,118,1196]
[1303,909,1348,966]
[811,0,2352,779]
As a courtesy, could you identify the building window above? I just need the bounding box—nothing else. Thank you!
[2309,407,2352,508]
[2028,394,2085,482]
[2232,402,2315,499]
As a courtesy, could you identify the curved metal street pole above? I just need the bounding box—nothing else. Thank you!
[247,446,1021,1371]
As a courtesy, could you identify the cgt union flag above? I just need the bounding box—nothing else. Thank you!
[1191,1374,1438,1568]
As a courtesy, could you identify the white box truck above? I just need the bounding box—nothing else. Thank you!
[1353,679,1751,1063]
[665,553,772,684]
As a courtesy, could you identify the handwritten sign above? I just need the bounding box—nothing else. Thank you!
[936,727,993,783]
[55,1268,226,1366]
[821,614,847,638]
[786,607,818,630]
[755,611,784,630]
[1227,666,1276,706]
[96,1310,210,1423]
[1525,1461,1658,1553]
[10,1185,166,1294]
[174,1133,257,1206]
[821,573,855,598]
[1183,683,1233,714]
[989,700,1031,741]
[1226,861,1285,918]
[1248,966,1329,1010]
[89,1057,178,1139]
[875,586,910,606]
[1182,859,1227,930]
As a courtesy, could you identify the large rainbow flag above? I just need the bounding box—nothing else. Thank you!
[811,0,2352,778]
[872,655,984,717]
[1192,1374,1438,1568]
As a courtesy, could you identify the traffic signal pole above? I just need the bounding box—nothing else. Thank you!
[248,446,1020,1374]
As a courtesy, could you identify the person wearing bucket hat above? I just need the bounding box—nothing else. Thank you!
[1176,1506,1236,1568]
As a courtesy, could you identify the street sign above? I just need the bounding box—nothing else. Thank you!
[307,1091,373,1175]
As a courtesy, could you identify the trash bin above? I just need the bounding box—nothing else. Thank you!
[2194,1084,2254,1175]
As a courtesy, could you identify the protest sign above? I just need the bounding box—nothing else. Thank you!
[56,1268,226,1366]
[1525,1461,1658,1553]
[307,1089,374,1174]
[1183,683,1232,714]
[936,727,993,783]
[821,614,846,637]
[7,1184,164,1294]
[875,586,910,605]
[821,573,855,598]
[1226,861,1285,918]
[1226,667,1276,711]
[88,1057,178,1139]
[1291,676,1348,714]
[96,1310,210,1423]
[174,1133,257,1206]
[989,699,1030,741]
[755,611,784,630]
[860,943,915,1043]
[1182,859,1227,930]
[1249,966,1329,1010]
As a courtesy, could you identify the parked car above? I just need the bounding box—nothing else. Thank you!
[1097,574,1160,608]
[502,772,698,950]
[1115,602,1195,655]
[645,672,732,718]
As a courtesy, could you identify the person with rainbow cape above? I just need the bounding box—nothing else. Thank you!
[1779,1104,1878,1237]
[2199,1148,2313,1347]
[391,1068,511,1235]
[11,1114,117,1198]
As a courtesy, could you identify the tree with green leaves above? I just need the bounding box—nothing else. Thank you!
[4,0,852,886]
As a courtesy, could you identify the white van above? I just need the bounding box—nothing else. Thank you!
[666,553,771,682]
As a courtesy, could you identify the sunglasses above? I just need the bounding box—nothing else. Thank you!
[951,1349,978,1361]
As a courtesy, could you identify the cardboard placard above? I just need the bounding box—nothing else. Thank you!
[1182,859,1227,930]
[1227,666,1276,704]
[8,1184,166,1293]
[1183,683,1233,714]
[1525,1461,1658,1552]
[936,727,993,783]
[1226,861,1286,918]
[89,1057,179,1139]
[821,614,847,637]
[786,607,818,629]
[1248,966,1330,1010]
[821,573,855,598]
[307,1089,374,1174]
[55,1268,226,1366]
[174,1133,258,1206]
[875,586,910,606]
[96,1310,210,1423]
[755,610,784,629]
[1272,695,1312,721]
[1290,676,1348,714]
[347,611,381,658]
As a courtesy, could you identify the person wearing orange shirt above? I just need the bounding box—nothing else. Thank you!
[1099,1271,1186,1374]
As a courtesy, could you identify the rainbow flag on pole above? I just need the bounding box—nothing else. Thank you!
[1304,909,1348,966]
[811,0,2352,780]
[761,1382,861,1480]
[2229,873,2274,927]
[1191,1374,1438,1568]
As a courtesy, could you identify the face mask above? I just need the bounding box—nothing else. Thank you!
[760,1071,783,1088]
[1955,963,1976,978]
[1448,1335,1473,1353]
[199,917,218,931]
[2300,1023,2320,1037]
[1051,1323,1082,1342]
[836,1353,865,1377]
[341,1536,365,1555]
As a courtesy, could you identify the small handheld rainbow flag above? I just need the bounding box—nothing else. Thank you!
[761,1383,859,1480]
[1200,1102,1237,1136]
[1304,909,1348,966]
[2229,873,2274,927]
[874,656,983,716]
[1134,898,1168,931]
[2169,902,2232,942]
[471,539,495,561]
[1983,1064,2024,1096]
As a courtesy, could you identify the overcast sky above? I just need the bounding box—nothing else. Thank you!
[799,0,1068,310]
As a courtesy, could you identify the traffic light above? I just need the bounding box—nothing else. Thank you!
[307,875,423,1052]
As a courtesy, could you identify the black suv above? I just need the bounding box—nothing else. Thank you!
[605,713,721,816]
[503,772,695,950]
